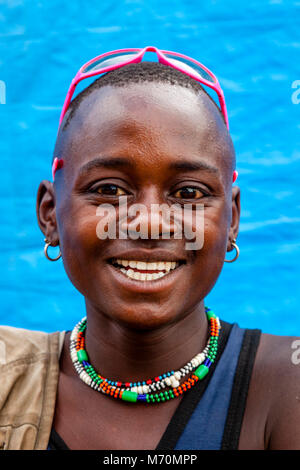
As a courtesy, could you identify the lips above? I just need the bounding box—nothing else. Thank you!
[108,258,185,281]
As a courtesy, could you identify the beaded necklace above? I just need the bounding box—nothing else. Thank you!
[70,307,220,404]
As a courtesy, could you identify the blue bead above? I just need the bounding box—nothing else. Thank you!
[137,394,147,402]
[204,358,212,367]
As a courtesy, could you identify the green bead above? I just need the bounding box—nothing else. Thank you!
[121,390,138,403]
[194,364,209,380]
[206,310,216,320]
[77,349,89,363]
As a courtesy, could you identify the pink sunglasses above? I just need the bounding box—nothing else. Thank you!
[53,46,237,182]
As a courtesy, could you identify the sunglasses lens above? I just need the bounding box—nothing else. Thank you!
[164,53,215,83]
[82,51,140,73]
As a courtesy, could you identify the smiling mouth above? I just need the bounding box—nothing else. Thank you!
[108,258,186,281]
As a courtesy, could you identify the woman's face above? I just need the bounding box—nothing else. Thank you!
[39,82,240,330]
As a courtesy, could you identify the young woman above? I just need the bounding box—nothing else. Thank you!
[1,47,299,450]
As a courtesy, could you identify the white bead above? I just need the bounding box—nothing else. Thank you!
[80,371,91,385]
[143,385,149,394]
[137,386,143,395]
[70,331,77,342]
[170,376,180,388]
[71,351,78,363]
[174,371,181,380]
[198,353,205,363]
[164,377,172,386]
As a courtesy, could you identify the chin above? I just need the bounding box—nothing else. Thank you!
[107,304,180,331]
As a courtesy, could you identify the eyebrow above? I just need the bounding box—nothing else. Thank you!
[169,160,220,175]
[77,157,135,178]
[77,156,220,179]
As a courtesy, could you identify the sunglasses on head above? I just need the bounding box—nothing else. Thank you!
[58,46,229,129]
[53,46,237,182]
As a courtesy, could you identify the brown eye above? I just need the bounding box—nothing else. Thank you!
[173,187,205,199]
[96,184,127,196]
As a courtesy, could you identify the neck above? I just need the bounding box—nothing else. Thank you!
[81,300,209,382]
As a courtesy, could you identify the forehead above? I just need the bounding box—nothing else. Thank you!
[56,82,233,181]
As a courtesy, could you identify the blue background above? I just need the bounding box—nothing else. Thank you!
[0,0,299,335]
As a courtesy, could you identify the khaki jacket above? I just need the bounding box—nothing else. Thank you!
[0,325,65,450]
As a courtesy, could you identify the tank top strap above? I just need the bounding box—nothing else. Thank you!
[156,321,261,450]
[220,326,261,449]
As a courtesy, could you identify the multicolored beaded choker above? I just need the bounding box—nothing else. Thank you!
[70,307,220,404]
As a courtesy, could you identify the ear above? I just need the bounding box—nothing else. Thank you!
[227,185,240,250]
[36,180,59,245]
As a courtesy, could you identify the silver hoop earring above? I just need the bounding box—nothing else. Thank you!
[44,238,62,262]
[224,238,239,263]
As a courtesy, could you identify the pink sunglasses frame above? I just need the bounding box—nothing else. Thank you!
[53,46,237,182]
[58,46,229,129]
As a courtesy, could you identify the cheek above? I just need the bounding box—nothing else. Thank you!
[188,204,230,282]
[56,204,106,292]
[204,206,230,268]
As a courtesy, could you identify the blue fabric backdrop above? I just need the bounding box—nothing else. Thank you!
[0,0,299,334]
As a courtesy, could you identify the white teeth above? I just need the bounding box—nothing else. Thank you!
[115,260,179,271]
[156,261,165,270]
[164,262,172,272]
[150,272,160,280]
[136,261,147,270]
[147,262,157,270]
[118,259,129,267]
[128,260,137,268]
[119,267,175,281]
[113,259,183,281]
[134,272,141,280]
[127,269,135,278]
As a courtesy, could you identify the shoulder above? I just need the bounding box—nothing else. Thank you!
[0,325,64,366]
[0,326,64,449]
[251,331,300,449]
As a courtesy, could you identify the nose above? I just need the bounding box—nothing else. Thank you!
[118,189,182,240]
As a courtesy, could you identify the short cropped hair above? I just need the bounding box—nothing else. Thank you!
[62,61,225,130]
